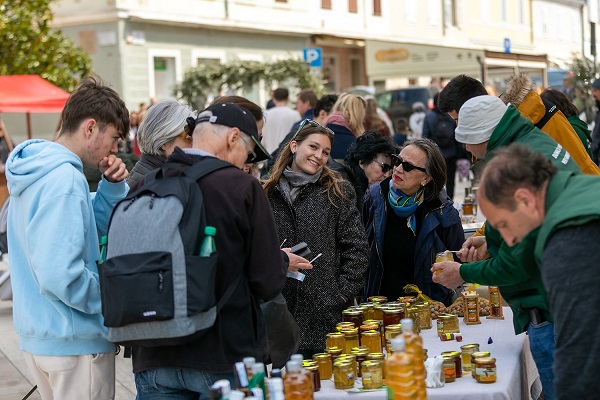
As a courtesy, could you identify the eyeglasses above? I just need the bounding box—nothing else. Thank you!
[240,133,257,163]
[292,119,334,140]
[391,154,428,173]
[372,160,392,174]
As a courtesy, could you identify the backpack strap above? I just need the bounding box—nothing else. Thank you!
[535,96,558,130]
[181,157,234,181]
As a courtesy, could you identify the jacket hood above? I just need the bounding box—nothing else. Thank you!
[501,73,534,106]
[6,140,83,196]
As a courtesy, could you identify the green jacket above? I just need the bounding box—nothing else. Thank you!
[536,171,600,263]
[567,115,593,159]
[460,105,581,333]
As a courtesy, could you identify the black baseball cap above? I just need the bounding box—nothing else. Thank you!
[195,103,270,163]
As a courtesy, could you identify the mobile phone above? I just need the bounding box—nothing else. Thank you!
[290,242,312,259]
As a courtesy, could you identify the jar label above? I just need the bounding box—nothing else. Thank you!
[475,367,496,381]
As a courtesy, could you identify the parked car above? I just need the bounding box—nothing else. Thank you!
[375,87,433,124]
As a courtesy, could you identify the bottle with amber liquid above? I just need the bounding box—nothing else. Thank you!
[401,318,428,400]
[283,361,313,400]
[384,337,419,400]
[487,286,504,319]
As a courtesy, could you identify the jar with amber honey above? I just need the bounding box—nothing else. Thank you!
[336,321,355,331]
[313,352,333,380]
[350,347,370,377]
[342,309,364,328]
[363,319,384,348]
[337,354,358,381]
[487,286,504,319]
[384,324,402,353]
[442,355,456,383]
[463,293,481,325]
[326,346,343,363]
[373,304,386,321]
[359,303,375,320]
[382,307,404,327]
[462,195,474,216]
[361,330,382,354]
[366,352,385,379]
[441,351,462,378]
[367,295,387,304]
[302,361,321,392]
[342,329,359,354]
[405,307,421,333]
[361,360,383,389]
[326,332,345,349]
[437,314,460,335]
[415,303,432,329]
[470,351,491,377]
[333,360,355,389]
[474,357,496,383]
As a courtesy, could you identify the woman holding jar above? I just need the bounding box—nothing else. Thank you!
[362,138,464,305]
[264,120,369,358]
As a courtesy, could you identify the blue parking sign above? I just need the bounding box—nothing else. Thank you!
[303,48,322,68]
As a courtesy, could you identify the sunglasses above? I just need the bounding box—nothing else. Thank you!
[240,133,257,163]
[372,160,392,174]
[391,154,427,173]
[292,119,334,140]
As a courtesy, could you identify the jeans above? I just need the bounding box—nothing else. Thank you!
[135,368,235,400]
[527,321,555,400]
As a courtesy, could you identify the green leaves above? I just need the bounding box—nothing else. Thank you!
[176,58,324,110]
[0,0,91,92]
[569,52,598,92]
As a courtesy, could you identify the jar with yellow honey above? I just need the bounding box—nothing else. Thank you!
[361,330,382,354]
[474,357,496,383]
[361,360,383,389]
[333,360,355,389]
[312,352,333,380]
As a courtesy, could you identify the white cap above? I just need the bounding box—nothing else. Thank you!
[400,318,413,332]
[455,95,507,145]
[390,337,406,352]
[213,379,231,395]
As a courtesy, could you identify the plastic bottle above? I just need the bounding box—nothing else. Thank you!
[233,361,249,394]
[199,226,217,257]
[384,337,419,400]
[243,356,256,380]
[283,361,313,400]
[266,377,285,400]
[212,379,231,399]
[99,235,108,264]
[248,362,266,395]
[401,318,428,400]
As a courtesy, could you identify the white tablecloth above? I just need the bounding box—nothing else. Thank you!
[315,307,541,400]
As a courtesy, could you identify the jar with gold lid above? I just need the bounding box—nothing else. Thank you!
[336,321,355,331]
[326,332,345,349]
[372,304,386,321]
[442,355,456,383]
[470,351,491,377]
[487,286,504,320]
[437,313,460,335]
[384,324,402,353]
[302,360,321,392]
[359,303,375,320]
[333,360,355,389]
[326,346,343,363]
[474,357,496,383]
[463,293,481,325]
[342,329,359,354]
[350,347,370,377]
[361,360,383,389]
[406,307,421,333]
[460,344,479,372]
[367,295,387,304]
[366,352,385,379]
[337,354,358,380]
[342,308,364,329]
[361,330,382,354]
[313,352,333,380]
[440,351,462,378]
[382,307,404,327]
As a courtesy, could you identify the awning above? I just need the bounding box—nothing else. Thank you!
[0,75,70,113]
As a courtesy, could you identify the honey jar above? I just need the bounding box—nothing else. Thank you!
[415,303,432,329]
[361,360,383,389]
[474,357,496,383]
[437,313,460,335]
[367,295,387,304]
[312,352,333,380]
[336,321,355,331]
[326,346,343,363]
[382,307,404,327]
[406,307,421,333]
[366,352,385,379]
[350,347,370,377]
[470,351,491,377]
[361,330,382,354]
[326,332,345,349]
[342,309,364,328]
[487,286,504,320]
[384,324,402,353]
[373,304,386,321]
[460,344,480,372]
[333,360,355,389]
[337,354,358,381]
[442,355,456,383]
[342,329,359,354]
[463,293,481,325]
[440,351,462,378]
[302,361,321,392]
[359,303,375,320]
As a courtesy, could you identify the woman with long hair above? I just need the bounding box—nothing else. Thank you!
[363,138,464,305]
[326,93,367,159]
[264,120,369,358]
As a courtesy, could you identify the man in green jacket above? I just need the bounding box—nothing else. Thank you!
[432,95,581,400]
[474,143,600,400]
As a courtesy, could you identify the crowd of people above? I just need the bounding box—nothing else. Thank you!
[4,71,600,400]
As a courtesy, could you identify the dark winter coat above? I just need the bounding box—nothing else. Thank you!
[362,177,464,305]
[127,152,167,188]
[327,123,357,160]
[268,179,369,351]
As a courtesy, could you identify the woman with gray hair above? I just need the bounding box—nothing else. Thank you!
[127,98,196,187]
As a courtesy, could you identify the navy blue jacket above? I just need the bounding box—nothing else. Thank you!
[362,177,464,305]
[328,123,357,160]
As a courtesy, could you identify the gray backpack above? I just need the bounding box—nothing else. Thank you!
[99,158,241,347]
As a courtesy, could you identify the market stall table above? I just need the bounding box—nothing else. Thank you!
[315,307,541,400]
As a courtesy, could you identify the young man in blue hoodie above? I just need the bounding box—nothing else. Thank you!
[6,76,130,400]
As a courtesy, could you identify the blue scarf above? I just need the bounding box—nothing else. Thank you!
[387,181,424,235]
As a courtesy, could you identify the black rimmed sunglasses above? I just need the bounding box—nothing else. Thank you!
[391,154,428,173]
[372,160,392,174]
[292,119,334,140]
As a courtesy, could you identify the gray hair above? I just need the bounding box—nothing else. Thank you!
[137,98,196,156]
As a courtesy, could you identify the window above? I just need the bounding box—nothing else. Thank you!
[444,0,458,28]
[518,0,525,25]
[349,0,358,13]
[322,0,331,9]
[500,0,507,23]
[373,0,381,16]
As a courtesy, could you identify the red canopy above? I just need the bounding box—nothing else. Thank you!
[0,75,70,113]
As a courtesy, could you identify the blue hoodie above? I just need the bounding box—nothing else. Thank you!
[6,139,128,355]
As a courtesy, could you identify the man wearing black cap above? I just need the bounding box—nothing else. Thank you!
[590,79,600,164]
[132,103,287,398]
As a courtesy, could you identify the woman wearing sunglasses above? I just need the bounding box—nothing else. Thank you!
[345,130,399,210]
[362,138,464,305]
[264,120,369,358]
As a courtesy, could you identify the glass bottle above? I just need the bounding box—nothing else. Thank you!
[487,286,505,319]
[460,343,480,372]
[283,361,313,400]
[384,337,419,399]
[401,318,427,400]
[199,226,217,257]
